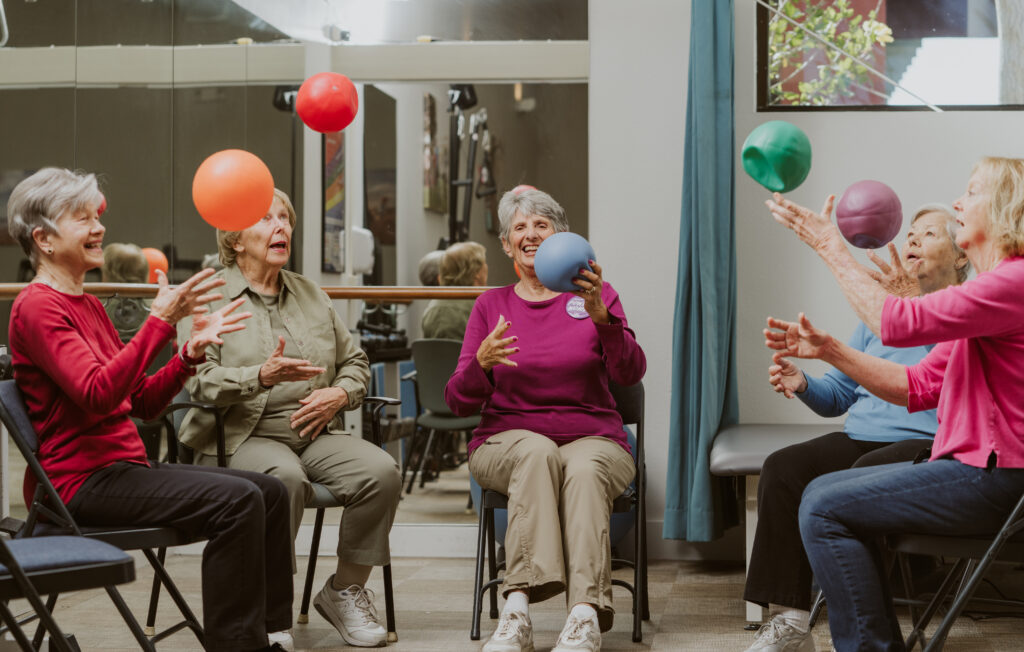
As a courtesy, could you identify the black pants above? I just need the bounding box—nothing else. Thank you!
[68,461,293,652]
[743,432,931,611]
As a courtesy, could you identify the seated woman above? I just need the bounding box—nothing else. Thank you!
[101,242,151,342]
[446,188,645,652]
[177,188,402,649]
[422,240,489,339]
[764,156,1024,651]
[7,167,292,652]
[744,205,969,652]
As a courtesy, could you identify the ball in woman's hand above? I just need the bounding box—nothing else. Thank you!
[534,232,596,293]
[296,72,359,133]
[192,149,275,231]
[835,180,903,249]
[742,120,813,193]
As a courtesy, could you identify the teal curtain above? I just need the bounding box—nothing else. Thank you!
[663,0,740,542]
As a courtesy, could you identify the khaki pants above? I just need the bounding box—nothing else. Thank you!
[469,430,635,632]
[197,433,401,568]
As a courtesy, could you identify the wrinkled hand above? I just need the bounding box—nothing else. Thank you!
[572,260,610,325]
[258,336,326,387]
[150,268,226,325]
[291,387,348,439]
[866,243,922,298]
[186,297,251,359]
[764,313,834,361]
[766,193,844,254]
[768,351,807,399]
[476,314,518,372]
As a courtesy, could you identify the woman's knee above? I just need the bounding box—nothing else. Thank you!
[362,450,402,501]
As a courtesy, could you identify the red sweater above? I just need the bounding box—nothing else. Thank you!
[9,284,195,505]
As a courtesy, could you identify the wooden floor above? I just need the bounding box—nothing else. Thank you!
[6,553,1024,651]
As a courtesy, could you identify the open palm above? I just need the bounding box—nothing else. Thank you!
[187,297,251,358]
[764,313,833,361]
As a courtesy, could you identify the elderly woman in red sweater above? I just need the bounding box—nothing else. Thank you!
[6,167,294,652]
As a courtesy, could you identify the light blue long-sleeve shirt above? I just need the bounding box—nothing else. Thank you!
[798,322,937,443]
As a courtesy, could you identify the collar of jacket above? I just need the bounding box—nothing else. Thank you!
[222,263,299,301]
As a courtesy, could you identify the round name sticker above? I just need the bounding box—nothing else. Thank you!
[566,296,588,319]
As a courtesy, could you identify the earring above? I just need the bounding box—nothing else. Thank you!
[46,248,53,254]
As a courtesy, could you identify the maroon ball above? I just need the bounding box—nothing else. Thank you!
[835,180,903,249]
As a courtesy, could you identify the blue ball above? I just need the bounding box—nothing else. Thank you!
[534,232,596,293]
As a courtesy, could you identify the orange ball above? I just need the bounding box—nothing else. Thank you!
[296,72,359,133]
[192,149,275,231]
[141,248,168,284]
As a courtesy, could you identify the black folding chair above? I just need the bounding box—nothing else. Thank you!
[470,381,650,642]
[0,535,136,652]
[0,379,204,651]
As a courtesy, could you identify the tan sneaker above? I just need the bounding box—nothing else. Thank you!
[744,614,815,652]
[313,577,387,647]
[551,613,600,652]
[482,610,534,652]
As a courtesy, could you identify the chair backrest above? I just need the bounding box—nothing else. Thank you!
[0,379,40,456]
[410,338,464,416]
[609,380,645,469]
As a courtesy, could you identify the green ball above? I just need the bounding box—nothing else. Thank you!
[742,121,812,193]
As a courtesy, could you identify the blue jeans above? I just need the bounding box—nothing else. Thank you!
[799,459,1024,652]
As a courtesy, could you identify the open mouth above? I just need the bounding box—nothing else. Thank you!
[522,245,538,256]
[85,242,103,251]
[269,241,289,252]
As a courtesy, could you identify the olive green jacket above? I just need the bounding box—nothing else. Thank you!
[176,264,370,456]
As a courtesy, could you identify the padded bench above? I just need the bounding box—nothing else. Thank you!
[710,423,826,622]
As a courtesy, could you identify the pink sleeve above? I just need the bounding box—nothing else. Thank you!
[444,295,495,417]
[882,261,1024,347]
[594,286,646,386]
[905,341,952,412]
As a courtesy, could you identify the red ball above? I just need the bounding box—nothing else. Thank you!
[835,180,903,249]
[97,193,107,216]
[141,247,168,284]
[192,149,275,231]
[296,72,359,133]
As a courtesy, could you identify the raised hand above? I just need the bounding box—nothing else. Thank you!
[150,268,226,325]
[866,242,922,298]
[766,193,843,253]
[258,336,326,387]
[476,314,519,372]
[186,297,251,358]
[573,260,610,325]
[768,351,807,399]
[764,313,834,361]
[291,387,348,439]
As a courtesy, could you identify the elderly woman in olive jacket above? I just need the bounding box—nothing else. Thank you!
[178,189,401,649]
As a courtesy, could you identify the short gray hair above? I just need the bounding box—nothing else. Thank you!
[497,188,570,242]
[911,203,971,283]
[417,249,444,286]
[7,168,102,270]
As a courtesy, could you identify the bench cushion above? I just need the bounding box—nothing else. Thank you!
[710,424,828,476]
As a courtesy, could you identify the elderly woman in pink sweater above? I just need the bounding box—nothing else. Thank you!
[445,188,645,652]
[763,156,1024,652]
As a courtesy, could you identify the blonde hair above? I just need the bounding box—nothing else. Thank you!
[439,241,487,286]
[216,188,297,267]
[102,243,148,283]
[973,156,1024,257]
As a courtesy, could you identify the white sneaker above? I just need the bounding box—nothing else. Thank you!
[481,610,534,652]
[744,615,815,652]
[267,630,294,652]
[313,576,387,647]
[551,614,600,652]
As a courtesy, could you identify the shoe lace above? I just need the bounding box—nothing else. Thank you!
[753,616,787,644]
[494,612,524,639]
[559,615,593,643]
[345,586,380,626]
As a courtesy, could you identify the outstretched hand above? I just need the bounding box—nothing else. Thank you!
[258,336,326,387]
[765,193,844,254]
[768,352,807,399]
[764,313,834,361]
[186,297,251,359]
[866,243,922,298]
[150,268,226,326]
[476,314,518,372]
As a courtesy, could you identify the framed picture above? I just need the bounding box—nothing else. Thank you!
[422,93,448,214]
[322,131,345,273]
[0,169,36,246]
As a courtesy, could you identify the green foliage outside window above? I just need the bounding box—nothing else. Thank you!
[768,0,894,106]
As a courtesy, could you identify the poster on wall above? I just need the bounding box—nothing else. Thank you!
[0,169,36,246]
[322,131,345,273]
[422,93,448,214]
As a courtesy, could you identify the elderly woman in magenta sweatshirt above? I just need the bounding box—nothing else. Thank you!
[445,188,646,652]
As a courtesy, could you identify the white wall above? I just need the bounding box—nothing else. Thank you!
[733,4,1024,425]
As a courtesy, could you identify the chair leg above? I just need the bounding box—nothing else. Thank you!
[400,428,423,491]
[144,547,167,636]
[383,563,398,642]
[31,593,59,650]
[471,503,489,640]
[417,430,437,489]
[808,589,826,628]
[299,508,326,624]
[486,507,499,620]
[903,557,969,651]
[0,600,38,652]
[104,586,159,651]
[140,548,204,645]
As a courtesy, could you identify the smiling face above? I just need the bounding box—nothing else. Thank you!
[501,211,555,274]
[952,169,993,253]
[39,201,106,276]
[901,211,965,293]
[234,196,293,271]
